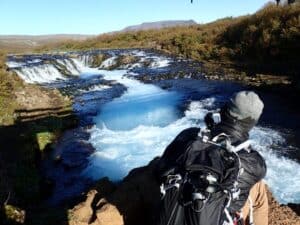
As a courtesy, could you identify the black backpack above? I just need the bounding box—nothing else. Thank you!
[156,128,249,225]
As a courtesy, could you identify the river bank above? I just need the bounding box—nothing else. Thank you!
[0,57,78,224]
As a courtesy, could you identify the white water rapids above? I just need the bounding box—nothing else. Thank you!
[7,51,300,204]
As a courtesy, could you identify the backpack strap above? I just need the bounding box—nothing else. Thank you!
[199,130,252,153]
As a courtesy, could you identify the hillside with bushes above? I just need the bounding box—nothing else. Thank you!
[39,4,300,82]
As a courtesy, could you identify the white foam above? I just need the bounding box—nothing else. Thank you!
[71,58,92,73]
[149,56,171,68]
[131,50,147,57]
[55,59,79,76]
[63,59,80,75]
[84,68,214,180]
[10,57,91,84]
[86,82,300,204]
[85,99,211,180]
[78,54,93,67]
[184,99,215,120]
[79,84,111,93]
[118,50,171,68]
[250,127,300,204]
[99,56,117,69]
[14,64,66,84]
[93,70,181,130]
[6,59,42,68]
[6,61,25,68]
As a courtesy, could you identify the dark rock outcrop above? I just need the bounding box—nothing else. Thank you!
[69,159,160,225]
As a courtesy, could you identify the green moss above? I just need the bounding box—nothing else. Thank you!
[4,204,25,224]
[36,131,55,151]
[91,54,108,67]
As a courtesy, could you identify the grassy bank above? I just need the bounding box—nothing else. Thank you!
[0,51,22,125]
[38,4,300,87]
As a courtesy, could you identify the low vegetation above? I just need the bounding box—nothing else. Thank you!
[0,51,22,125]
[219,4,299,70]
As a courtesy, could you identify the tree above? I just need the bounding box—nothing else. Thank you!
[275,0,280,5]
[288,0,296,4]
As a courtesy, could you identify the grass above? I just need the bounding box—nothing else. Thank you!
[0,51,23,125]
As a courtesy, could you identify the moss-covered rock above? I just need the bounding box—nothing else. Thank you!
[36,131,55,151]
[108,55,139,70]
[91,54,108,67]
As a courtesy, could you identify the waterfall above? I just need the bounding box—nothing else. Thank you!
[7,50,174,84]
[7,56,86,84]
[77,54,94,67]
[14,64,67,83]
[99,56,118,69]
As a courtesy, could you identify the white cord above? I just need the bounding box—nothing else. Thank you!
[224,208,234,225]
[248,196,255,225]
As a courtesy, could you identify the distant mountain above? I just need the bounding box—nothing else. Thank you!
[121,20,197,32]
[0,34,94,51]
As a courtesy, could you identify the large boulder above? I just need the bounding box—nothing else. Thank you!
[68,158,160,225]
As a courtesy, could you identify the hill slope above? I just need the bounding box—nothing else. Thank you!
[0,34,94,52]
[121,20,197,32]
[39,4,299,85]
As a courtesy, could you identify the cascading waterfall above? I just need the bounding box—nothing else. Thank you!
[99,56,118,68]
[77,54,94,67]
[7,56,86,84]
[14,64,67,83]
[7,50,173,84]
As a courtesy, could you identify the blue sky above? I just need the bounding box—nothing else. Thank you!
[0,0,270,35]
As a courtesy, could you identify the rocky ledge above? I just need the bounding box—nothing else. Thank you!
[0,69,78,224]
[69,159,300,225]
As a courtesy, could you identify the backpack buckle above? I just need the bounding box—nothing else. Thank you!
[160,174,182,197]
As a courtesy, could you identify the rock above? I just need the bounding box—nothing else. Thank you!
[108,158,161,225]
[69,190,98,224]
[69,159,160,225]
[287,203,300,216]
[267,189,300,225]
[93,177,117,198]
[91,203,124,225]
[69,190,123,225]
